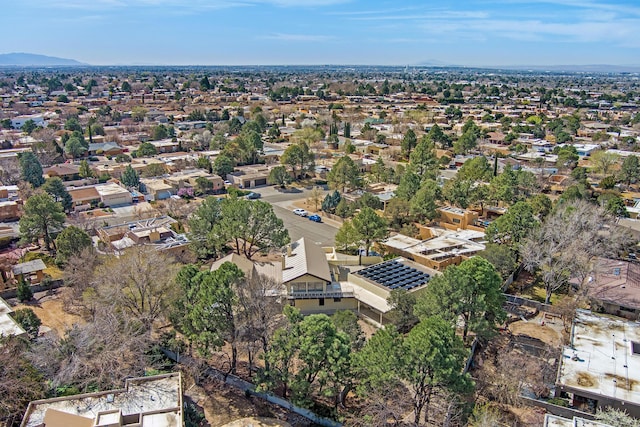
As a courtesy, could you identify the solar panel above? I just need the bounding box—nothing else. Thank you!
[356,259,432,291]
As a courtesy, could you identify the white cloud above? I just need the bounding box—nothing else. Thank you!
[497,0,640,18]
[40,0,347,10]
[262,33,335,41]
[416,17,640,46]
[349,10,490,21]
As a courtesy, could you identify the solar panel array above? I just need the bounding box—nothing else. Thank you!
[356,260,430,291]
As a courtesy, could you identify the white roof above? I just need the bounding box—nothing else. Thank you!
[23,374,182,427]
[95,182,130,197]
[558,310,640,406]
[347,282,392,313]
[0,297,26,337]
[544,414,612,427]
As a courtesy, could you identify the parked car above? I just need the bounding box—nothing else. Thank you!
[224,180,231,185]
[246,192,261,200]
[293,208,308,217]
[308,214,322,222]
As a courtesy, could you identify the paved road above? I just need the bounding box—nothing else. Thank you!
[249,185,338,246]
[272,205,338,247]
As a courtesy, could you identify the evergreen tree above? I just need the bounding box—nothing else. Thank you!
[16,276,33,302]
[18,152,44,188]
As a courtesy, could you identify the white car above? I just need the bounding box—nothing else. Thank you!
[293,208,308,217]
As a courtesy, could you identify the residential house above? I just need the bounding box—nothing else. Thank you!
[437,206,482,231]
[95,182,133,207]
[12,259,46,284]
[210,252,283,283]
[487,131,507,145]
[346,257,437,325]
[582,258,640,319]
[68,186,101,210]
[555,310,640,417]
[87,141,123,156]
[149,139,180,153]
[382,229,485,271]
[20,373,183,427]
[0,200,21,221]
[280,237,358,314]
[11,114,46,129]
[226,165,270,188]
[43,163,80,181]
[140,178,174,201]
[163,169,224,194]
[98,216,189,255]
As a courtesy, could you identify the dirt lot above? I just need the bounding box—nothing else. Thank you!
[13,295,83,336]
[184,378,312,427]
[508,313,565,347]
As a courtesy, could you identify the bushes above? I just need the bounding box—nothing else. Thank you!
[16,277,33,302]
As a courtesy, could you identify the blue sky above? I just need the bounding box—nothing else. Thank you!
[3,0,640,66]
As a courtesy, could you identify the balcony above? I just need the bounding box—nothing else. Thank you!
[288,290,354,299]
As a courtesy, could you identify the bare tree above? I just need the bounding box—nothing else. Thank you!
[61,248,101,317]
[346,383,413,427]
[522,200,629,304]
[306,186,325,212]
[0,158,21,185]
[0,336,46,427]
[234,273,285,373]
[94,246,179,330]
[32,130,63,166]
[156,197,199,222]
[28,307,152,392]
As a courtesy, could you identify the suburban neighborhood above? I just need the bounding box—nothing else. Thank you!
[0,64,640,427]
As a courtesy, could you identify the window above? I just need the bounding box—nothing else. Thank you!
[319,298,325,306]
[452,218,461,224]
[334,297,341,302]
[632,342,640,355]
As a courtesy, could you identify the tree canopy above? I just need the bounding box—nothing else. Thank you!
[55,226,92,263]
[327,156,361,192]
[336,207,388,255]
[19,192,66,252]
[415,257,506,341]
[42,177,72,211]
[18,152,44,188]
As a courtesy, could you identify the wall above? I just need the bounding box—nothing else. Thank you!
[291,297,358,314]
[519,396,596,420]
[411,253,462,271]
[347,274,390,300]
[160,349,342,427]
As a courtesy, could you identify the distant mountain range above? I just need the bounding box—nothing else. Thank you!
[414,60,640,73]
[486,64,640,73]
[0,53,86,66]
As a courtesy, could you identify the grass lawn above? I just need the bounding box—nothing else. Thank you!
[519,285,561,305]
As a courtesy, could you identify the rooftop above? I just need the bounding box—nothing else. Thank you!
[0,296,26,337]
[21,373,182,427]
[543,414,612,427]
[283,237,332,284]
[557,310,640,405]
[354,258,432,292]
[584,258,640,310]
[95,182,130,197]
[12,259,47,275]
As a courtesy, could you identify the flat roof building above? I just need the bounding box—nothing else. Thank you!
[556,310,640,417]
[0,296,26,337]
[21,373,182,427]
